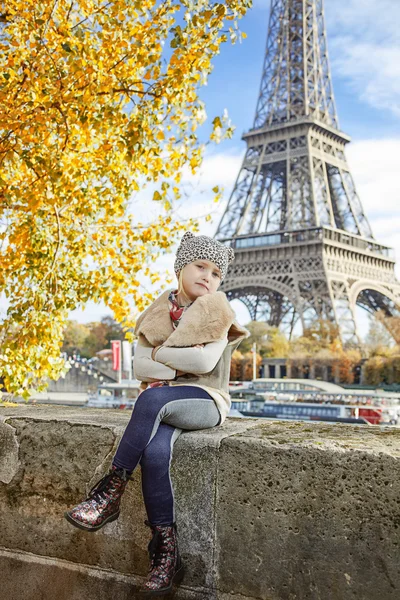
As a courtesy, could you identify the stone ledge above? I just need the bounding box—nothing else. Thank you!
[0,546,213,600]
[0,405,399,600]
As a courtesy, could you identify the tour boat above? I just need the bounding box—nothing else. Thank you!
[229,379,400,426]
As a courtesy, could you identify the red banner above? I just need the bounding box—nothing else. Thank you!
[111,340,121,371]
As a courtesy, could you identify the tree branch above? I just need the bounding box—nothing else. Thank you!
[66,1,74,22]
[50,205,62,274]
[43,0,60,34]
[70,1,112,31]
[53,103,70,151]
[98,86,162,99]
[41,206,62,287]
[0,12,11,23]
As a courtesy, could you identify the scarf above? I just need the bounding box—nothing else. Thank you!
[168,289,194,329]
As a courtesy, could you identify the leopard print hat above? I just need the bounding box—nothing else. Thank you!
[174,232,235,282]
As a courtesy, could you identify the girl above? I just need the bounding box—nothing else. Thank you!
[64,231,249,596]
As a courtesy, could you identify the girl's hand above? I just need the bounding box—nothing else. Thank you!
[138,382,148,396]
[193,344,204,348]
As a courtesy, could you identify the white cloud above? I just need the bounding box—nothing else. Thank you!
[123,149,243,227]
[176,149,244,231]
[330,40,400,116]
[325,0,400,40]
[182,149,243,189]
[345,138,400,275]
[346,139,400,217]
[325,0,400,116]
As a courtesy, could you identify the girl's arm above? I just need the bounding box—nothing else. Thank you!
[133,343,177,382]
[153,337,229,375]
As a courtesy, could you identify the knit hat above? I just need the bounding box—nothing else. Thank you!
[174,232,235,282]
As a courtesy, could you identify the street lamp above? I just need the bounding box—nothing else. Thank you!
[252,342,257,380]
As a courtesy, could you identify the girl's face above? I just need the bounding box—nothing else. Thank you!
[179,259,222,301]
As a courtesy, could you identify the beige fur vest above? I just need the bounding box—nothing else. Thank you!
[135,289,248,347]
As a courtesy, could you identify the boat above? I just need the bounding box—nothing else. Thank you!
[87,381,141,410]
[229,379,400,426]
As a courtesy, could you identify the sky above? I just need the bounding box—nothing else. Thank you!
[63,0,400,333]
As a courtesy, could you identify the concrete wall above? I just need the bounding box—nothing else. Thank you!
[0,405,399,600]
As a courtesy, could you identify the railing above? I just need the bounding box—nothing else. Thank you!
[223,227,394,258]
[322,227,394,257]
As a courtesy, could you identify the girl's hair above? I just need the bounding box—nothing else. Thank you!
[176,268,191,303]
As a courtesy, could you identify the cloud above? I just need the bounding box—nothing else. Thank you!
[330,41,400,116]
[152,148,245,238]
[346,139,400,217]
[124,149,243,227]
[325,0,400,40]
[325,0,400,116]
[345,138,400,275]
[182,149,244,189]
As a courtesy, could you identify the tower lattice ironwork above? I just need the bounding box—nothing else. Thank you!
[216,0,400,345]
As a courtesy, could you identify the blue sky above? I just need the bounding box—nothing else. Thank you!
[67,1,400,333]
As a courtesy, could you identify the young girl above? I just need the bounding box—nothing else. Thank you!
[65,231,249,596]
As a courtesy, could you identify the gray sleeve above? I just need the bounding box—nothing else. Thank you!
[133,344,176,382]
[154,337,229,375]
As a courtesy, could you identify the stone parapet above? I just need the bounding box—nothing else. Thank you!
[0,405,399,600]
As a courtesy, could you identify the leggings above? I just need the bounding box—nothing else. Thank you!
[112,385,221,525]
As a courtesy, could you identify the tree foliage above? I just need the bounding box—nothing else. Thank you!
[372,310,400,346]
[0,0,251,397]
[61,315,124,357]
[230,349,243,381]
[235,318,369,384]
[302,319,340,349]
[363,349,400,385]
[61,319,90,355]
[230,348,262,381]
[239,321,289,357]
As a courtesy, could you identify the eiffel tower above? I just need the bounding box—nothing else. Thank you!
[216,0,400,345]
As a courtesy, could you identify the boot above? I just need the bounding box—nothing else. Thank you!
[139,519,185,596]
[64,465,131,532]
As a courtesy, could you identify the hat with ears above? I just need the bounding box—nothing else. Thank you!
[174,231,235,282]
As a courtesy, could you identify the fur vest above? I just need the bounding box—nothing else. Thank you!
[135,289,248,347]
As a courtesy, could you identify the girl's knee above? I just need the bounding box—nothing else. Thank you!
[140,424,176,468]
[136,387,155,402]
[140,439,170,469]
[132,388,159,417]
[132,387,175,424]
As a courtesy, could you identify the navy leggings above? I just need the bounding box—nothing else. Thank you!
[112,385,221,525]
